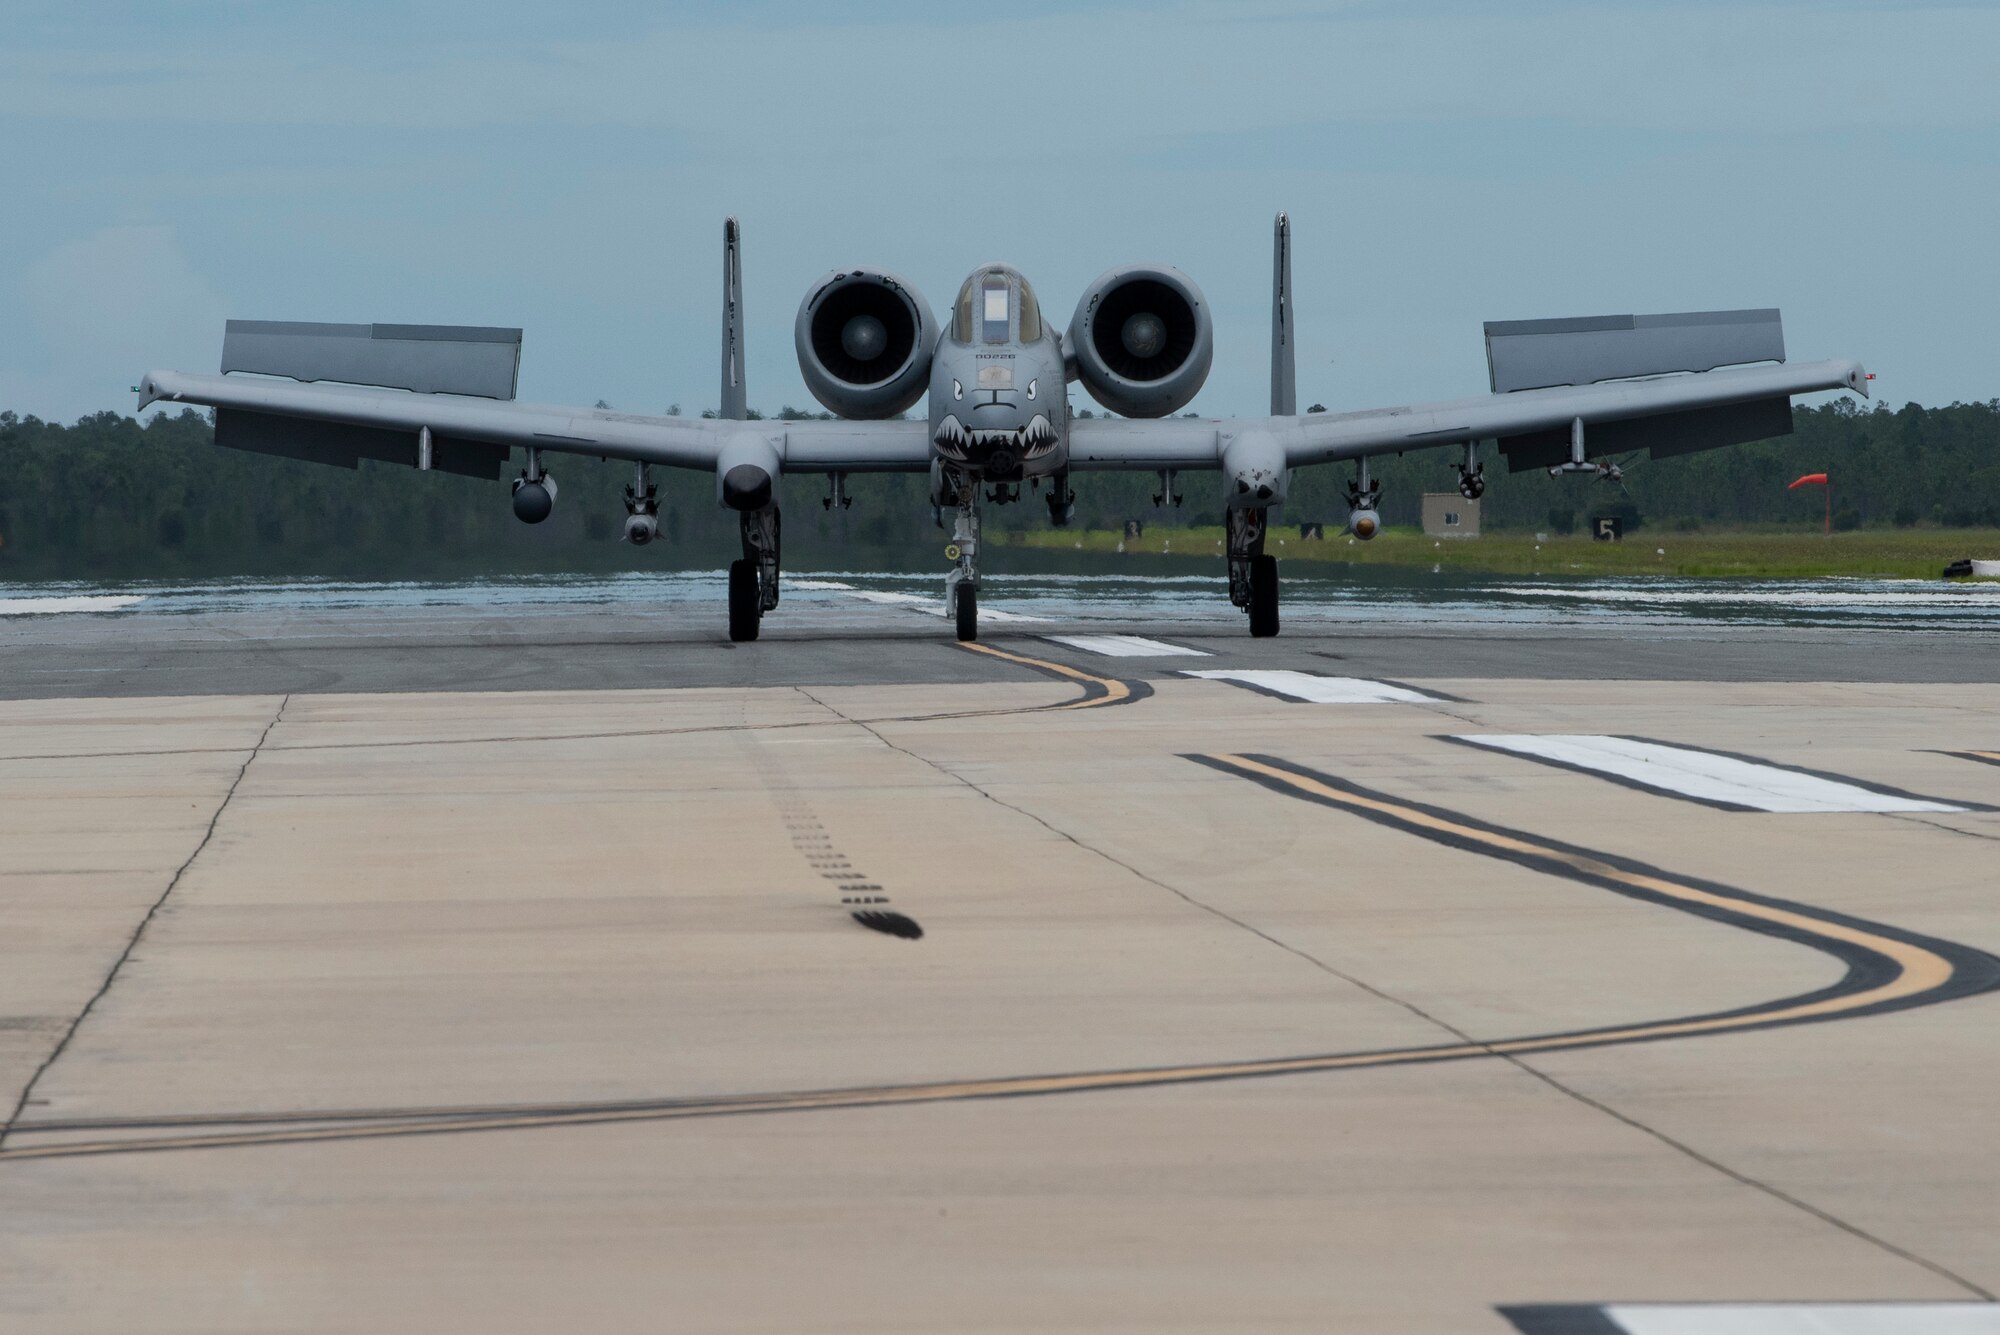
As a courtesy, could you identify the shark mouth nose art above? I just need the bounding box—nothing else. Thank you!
[933,413,1055,461]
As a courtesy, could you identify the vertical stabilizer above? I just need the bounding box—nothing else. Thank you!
[1270,212,1295,417]
[720,217,747,420]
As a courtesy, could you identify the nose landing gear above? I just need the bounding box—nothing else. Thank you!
[946,469,981,642]
[1045,472,1075,526]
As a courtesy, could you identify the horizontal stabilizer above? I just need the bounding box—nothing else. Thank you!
[221,320,522,400]
[1497,395,1793,472]
[1485,309,1784,395]
[215,408,511,479]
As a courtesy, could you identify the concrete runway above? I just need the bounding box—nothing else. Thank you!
[3,591,1999,1331]
[6,585,2000,698]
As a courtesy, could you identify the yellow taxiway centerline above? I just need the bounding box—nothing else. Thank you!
[4,748,1987,1163]
[955,640,1136,708]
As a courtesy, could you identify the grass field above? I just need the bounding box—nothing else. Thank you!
[1006,525,2000,580]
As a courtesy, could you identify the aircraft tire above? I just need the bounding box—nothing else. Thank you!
[728,559,761,642]
[955,584,978,643]
[1249,554,1280,638]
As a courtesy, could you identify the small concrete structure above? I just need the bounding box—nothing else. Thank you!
[1421,493,1480,537]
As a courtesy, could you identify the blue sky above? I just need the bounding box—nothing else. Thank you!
[4,1,1996,421]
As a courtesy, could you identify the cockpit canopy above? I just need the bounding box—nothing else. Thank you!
[952,267,1042,345]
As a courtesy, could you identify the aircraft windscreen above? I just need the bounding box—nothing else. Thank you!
[1018,278,1042,342]
[981,274,1011,344]
[951,277,975,343]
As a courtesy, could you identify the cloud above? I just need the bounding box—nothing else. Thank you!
[0,226,230,422]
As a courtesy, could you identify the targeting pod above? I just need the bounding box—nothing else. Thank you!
[511,474,557,524]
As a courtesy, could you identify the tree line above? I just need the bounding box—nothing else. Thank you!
[2,396,1996,579]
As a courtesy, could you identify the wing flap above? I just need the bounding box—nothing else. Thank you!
[221,320,523,400]
[1496,394,1794,472]
[215,407,512,479]
[1485,309,1784,395]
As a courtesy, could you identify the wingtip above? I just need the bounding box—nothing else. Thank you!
[724,216,739,243]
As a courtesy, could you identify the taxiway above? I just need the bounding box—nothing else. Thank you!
[2,589,1997,1332]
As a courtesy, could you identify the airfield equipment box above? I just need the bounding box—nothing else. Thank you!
[1422,494,1480,538]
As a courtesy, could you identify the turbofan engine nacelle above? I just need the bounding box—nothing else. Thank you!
[795,269,936,419]
[1067,266,1213,418]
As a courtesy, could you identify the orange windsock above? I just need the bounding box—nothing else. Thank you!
[1788,472,1829,489]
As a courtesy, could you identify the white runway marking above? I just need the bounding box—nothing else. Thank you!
[844,590,1044,623]
[1181,670,1435,703]
[0,595,144,616]
[843,590,932,607]
[1504,583,2000,608]
[1603,1303,2000,1335]
[1456,734,1969,814]
[1046,634,1209,658]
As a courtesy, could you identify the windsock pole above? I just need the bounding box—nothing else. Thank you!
[1788,472,1831,535]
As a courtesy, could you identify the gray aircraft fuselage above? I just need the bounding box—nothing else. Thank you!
[926,265,1068,483]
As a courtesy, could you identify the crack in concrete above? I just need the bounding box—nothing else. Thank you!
[0,694,292,1148]
[1898,815,2000,846]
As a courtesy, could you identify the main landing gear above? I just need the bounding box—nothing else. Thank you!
[728,505,781,642]
[946,470,981,642]
[1228,506,1279,638]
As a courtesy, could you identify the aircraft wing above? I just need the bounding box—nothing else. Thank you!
[1076,267,1866,477]
[137,368,933,477]
[1067,357,1867,474]
[1273,355,1868,470]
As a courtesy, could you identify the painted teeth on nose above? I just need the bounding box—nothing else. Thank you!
[934,414,969,455]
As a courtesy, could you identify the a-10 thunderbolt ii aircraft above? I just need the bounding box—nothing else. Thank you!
[136,215,1869,642]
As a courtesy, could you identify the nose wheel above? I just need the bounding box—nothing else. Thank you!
[954,584,978,642]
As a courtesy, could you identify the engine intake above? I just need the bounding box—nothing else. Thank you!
[1068,266,1213,418]
[795,269,936,419]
